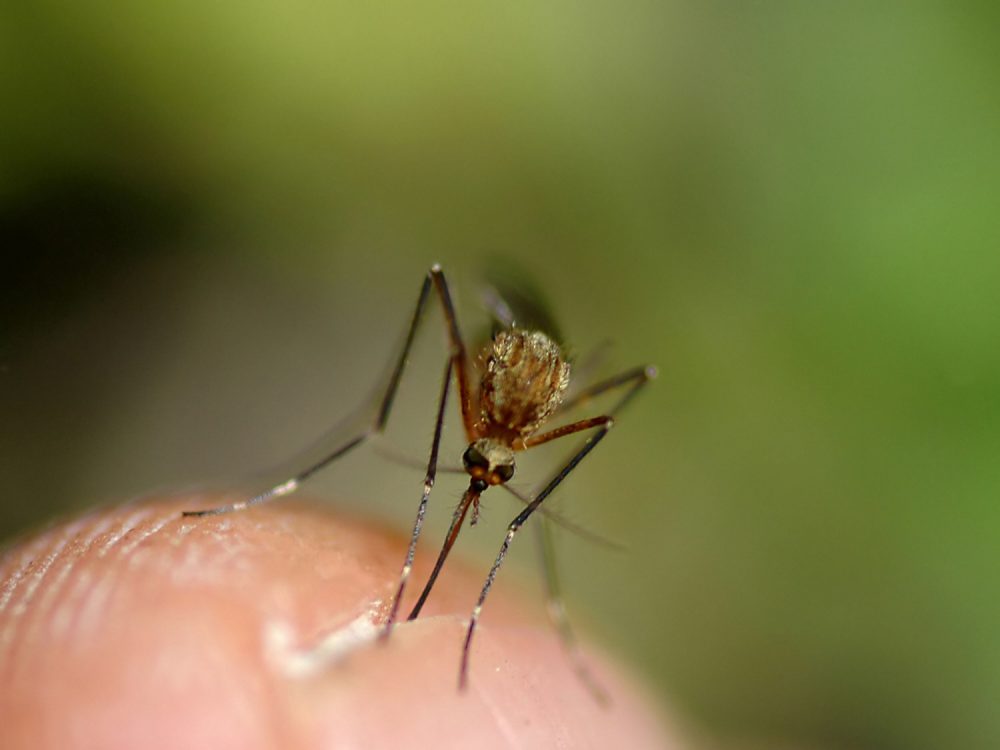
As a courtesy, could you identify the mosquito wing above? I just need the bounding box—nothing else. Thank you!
[480,262,566,345]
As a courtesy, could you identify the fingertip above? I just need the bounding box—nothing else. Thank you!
[299,616,678,749]
[1,496,683,749]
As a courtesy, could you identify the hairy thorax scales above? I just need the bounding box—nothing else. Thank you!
[478,330,571,439]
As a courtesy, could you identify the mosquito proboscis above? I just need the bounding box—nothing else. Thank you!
[183,265,655,695]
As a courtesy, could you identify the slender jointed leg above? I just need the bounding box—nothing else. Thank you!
[379,358,452,640]
[407,381,645,624]
[557,364,657,416]
[504,363,655,694]
[459,422,613,690]
[522,416,613,450]
[536,514,610,705]
[183,265,475,517]
[519,364,652,452]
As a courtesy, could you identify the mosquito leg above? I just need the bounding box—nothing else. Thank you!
[515,362,655,452]
[180,436,366,517]
[521,416,612,450]
[380,359,452,640]
[183,265,474,517]
[407,488,477,620]
[536,514,610,705]
[465,365,655,691]
[427,265,477,440]
[459,422,612,690]
[557,364,657,416]
[561,338,614,399]
[499,484,622,550]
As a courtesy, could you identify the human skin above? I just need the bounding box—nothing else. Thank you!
[0,496,681,749]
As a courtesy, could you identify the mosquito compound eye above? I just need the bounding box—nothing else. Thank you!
[462,445,489,473]
[492,463,515,484]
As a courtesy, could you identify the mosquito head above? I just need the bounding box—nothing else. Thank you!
[463,438,515,493]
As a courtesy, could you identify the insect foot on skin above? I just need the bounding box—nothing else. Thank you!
[183,265,656,696]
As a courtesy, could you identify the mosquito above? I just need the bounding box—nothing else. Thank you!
[183,264,655,693]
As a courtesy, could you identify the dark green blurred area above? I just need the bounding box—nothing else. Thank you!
[2,3,998,749]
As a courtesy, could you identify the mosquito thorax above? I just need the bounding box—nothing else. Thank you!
[463,438,516,492]
[479,329,571,437]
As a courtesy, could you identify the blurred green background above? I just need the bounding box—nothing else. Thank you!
[2,2,998,749]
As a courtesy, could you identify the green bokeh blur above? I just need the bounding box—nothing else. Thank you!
[2,3,998,749]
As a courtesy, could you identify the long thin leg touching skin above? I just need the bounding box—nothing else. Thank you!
[181,436,367,517]
[183,265,475,517]
[502,364,655,693]
[536,514,610,705]
[379,358,452,640]
[390,423,616,627]
[407,489,477,620]
[459,422,612,690]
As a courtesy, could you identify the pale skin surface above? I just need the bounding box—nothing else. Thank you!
[0,496,681,750]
